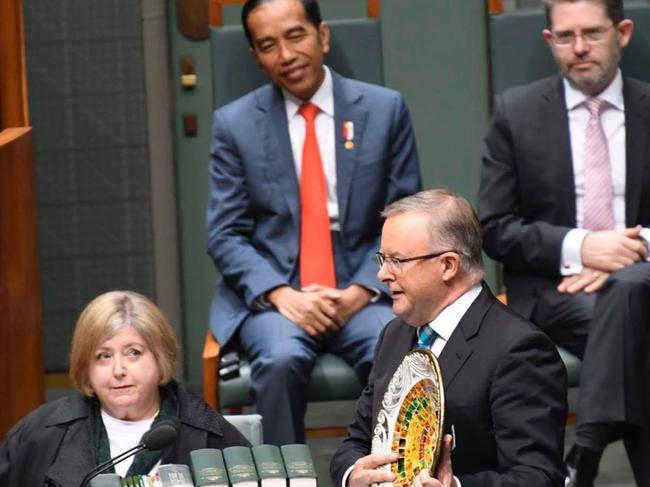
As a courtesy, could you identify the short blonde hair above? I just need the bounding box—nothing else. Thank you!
[69,290,178,396]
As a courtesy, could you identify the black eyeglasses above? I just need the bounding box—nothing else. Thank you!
[375,250,457,273]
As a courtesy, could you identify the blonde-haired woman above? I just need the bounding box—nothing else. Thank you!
[0,290,249,486]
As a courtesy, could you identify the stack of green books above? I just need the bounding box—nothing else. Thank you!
[189,444,317,487]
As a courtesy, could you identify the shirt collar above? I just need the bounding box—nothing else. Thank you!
[283,65,334,119]
[564,68,624,111]
[426,284,482,342]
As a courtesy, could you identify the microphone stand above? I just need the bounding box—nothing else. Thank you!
[79,442,145,487]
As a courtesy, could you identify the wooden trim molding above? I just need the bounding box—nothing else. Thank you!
[367,0,380,18]
[161,0,381,32]
[203,330,221,409]
[488,0,504,14]
[177,0,210,40]
[209,0,244,28]
[0,0,29,127]
[0,127,44,437]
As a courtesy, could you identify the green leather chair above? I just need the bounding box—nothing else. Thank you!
[489,3,650,389]
[224,414,264,446]
[203,16,383,439]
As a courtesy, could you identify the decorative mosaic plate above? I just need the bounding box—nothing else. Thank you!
[370,349,444,487]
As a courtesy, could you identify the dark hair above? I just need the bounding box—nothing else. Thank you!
[542,0,625,28]
[241,0,323,47]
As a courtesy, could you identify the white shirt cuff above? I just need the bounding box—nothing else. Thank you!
[341,464,355,487]
[366,286,381,303]
[454,475,461,487]
[560,229,589,275]
[640,227,650,262]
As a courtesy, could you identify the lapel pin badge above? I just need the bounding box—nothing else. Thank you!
[343,120,354,150]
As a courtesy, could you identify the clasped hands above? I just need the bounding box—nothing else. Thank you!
[348,435,456,487]
[558,225,648,295]
[267,283,372,337]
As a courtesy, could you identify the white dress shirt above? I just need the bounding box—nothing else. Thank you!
[283,65,340,231]
[256,66,379,306]
[101,409,159,477]
[424,284,482,359]
[560,70,650,274]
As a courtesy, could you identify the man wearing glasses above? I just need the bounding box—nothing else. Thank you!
[331,189,567,487]
[479,1,650,485]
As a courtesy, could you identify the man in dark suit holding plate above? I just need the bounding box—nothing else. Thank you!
[331,189,567,487]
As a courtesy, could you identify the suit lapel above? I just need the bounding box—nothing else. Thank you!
[255,85,300,226]
[438,285,492,390]
[623,79,650,225]
[542,78,577,225]
[332,71,368,229]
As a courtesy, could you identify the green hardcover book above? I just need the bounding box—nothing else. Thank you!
[252,444,288,487]
[190,448,230,487]
[222,446,260,487]
[280,444,317,487]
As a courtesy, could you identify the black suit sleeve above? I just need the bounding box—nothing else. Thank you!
[479,93,572,277]
[457,330,567,487]
[330,326,389,486]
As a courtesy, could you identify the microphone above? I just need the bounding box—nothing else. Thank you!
[79,419,179,487]
[140,419,178,450]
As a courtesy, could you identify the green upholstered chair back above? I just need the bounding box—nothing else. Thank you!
[210,18,384,109]
[224,414,264,445]
[489,3,650,94]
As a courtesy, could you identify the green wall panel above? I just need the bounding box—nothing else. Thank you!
[168,0,216,384]
[381,0,496,289]
[382,0,490,201]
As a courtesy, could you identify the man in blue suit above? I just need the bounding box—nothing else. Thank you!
[206,0,421,445]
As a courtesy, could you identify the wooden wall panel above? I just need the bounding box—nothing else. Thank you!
[0,128,44,437]
[0,0,29,128]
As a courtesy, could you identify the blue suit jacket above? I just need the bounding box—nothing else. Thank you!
[207,69,421,345]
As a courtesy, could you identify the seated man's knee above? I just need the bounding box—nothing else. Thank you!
[252,340,314,382]
[605,263,650,295]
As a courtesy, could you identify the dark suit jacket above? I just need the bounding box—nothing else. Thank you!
[331,285,567,487]
[207,69,421,345]
[479,75,650,319]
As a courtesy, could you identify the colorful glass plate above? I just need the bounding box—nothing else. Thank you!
[370,349,444,487]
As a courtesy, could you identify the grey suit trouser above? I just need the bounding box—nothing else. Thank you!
[532,262,650,485]
[237,232,393,445]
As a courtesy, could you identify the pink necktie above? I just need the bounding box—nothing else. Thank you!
[582,98,614,231]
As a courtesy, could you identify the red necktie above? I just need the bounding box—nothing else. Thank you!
[298,102,336,287]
